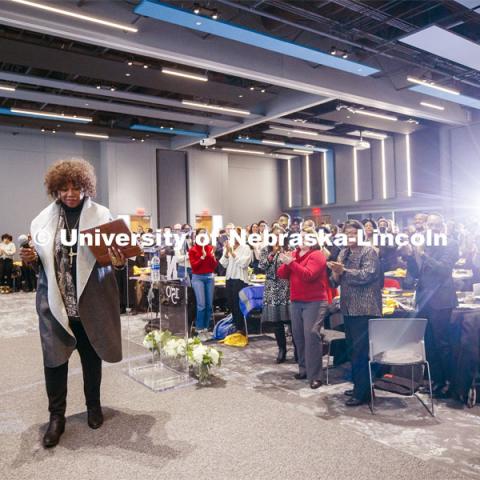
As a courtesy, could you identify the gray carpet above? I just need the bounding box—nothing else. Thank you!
[0,292,478,480]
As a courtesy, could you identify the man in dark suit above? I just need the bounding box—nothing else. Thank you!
[406,213,458,396]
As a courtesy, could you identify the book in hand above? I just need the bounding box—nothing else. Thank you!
[80,219,142,266]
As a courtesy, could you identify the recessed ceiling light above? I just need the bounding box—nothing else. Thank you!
[420,101,445,111]
[196,21,202,26]
[238,94,243,98]
[181,100,250,116]
[125,73,131,77]
[222,147,265,155]
[407,76,460,96]
[9,0,138,32]
[347,130,388,140]
[269,126,319,136]
[10,108,92,122]
[110,87,116,91]
[96,86,101,89]
[143,65,149,69]
[75,131,109,139]
[261,89,266,93]
[0,84,15,92]
[354,109,398,121]
[161,67,208,82]
[249,87,255,91]
[293,149,313,154]
[127,61,133,66]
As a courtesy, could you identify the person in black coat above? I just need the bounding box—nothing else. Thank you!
[405,213,459,397]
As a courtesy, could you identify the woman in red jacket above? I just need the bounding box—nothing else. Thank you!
[188,229,218,340]
[277,227,329,389]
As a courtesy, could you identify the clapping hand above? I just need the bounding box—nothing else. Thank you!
[279,252,294,265]
[327,261,345,275]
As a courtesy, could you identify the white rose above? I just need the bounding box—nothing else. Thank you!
[192,344,207,365]
[164,339,178,358]
[175,339,186,356]
[209,347,220,366]
[153,330,163,344]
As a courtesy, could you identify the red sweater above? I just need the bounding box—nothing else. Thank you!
[188,245,218,274]
[277,249,329,302]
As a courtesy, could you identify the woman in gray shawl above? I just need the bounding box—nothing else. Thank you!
[21,159,125,448]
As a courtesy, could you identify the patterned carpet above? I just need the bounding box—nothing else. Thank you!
[1,292,480,479]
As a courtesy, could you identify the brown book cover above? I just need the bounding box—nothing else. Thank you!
[80,219,142,266]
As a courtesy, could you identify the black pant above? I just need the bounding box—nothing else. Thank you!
[273,323,287,351]
[44,319,102,417]
[21,264,37,291]
[225,279,248,332]
[0,258,13,287]
[344,315,377,401]
[418,306,452,386]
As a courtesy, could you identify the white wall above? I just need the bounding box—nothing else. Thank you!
[187,148,229,223]
[0,130,101,251]
[187,149,281,226]
[227,154,280,225]
[101,141,158,227]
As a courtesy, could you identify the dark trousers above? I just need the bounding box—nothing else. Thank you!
[225,279,248,332]
[0,258,13,287]
[418,306,452,386]
[344,315,376,401]
[44,319,102,417]
[273,322,287,351]
[21,264,37,291]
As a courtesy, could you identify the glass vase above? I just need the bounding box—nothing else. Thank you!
[197,363,211,386]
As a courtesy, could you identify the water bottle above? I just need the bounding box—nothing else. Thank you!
[151,254,160,282]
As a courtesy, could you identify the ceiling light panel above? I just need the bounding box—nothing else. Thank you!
[401,26,480,72]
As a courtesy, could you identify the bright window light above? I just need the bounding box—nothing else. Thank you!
[406,134,412,197]
[381,139,387,199]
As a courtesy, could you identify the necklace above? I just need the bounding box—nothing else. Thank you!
[62,209,81,267]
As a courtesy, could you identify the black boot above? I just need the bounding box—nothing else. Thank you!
[276,348,287,364]
[274,324,287,364]
[87,406,104,429]
[43,415,65,448]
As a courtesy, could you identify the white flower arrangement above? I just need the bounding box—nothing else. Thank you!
[143,330,223,384]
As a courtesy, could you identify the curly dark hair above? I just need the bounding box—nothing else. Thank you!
[44,159,96,198]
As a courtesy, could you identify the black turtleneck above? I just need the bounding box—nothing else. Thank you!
[60,197,85,288]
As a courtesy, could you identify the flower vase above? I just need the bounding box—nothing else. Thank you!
[196,363,211,385]
[151,348,160,367]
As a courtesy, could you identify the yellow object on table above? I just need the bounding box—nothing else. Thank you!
[133,266,150,276]
[382,297,398,316]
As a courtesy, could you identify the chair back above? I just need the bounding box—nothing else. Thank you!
[368,318,427,363]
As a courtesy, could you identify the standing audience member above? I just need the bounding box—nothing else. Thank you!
[329,220,382,406]
[259,225,291,363]
[277,227,329,389]
[404,213,458,397]
[189,229,218,340]
[220,227,252,335]
[0,234,16,288]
